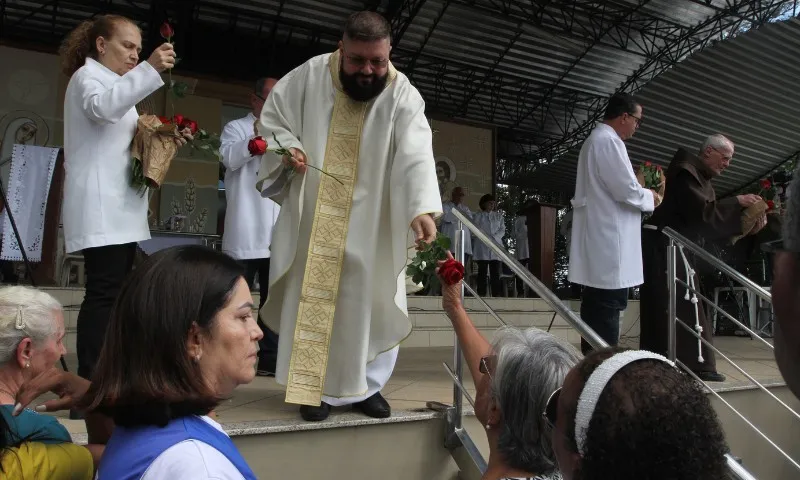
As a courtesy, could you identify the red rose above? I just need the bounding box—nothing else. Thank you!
[248,136,267,156]
[439,258,465,286]
[172,114,185,126]
[767,200,775,211]
[644,161,652,167]
[656,165,662,171]
[157,116,171,125]
[760,179,772,189]
[179,119,198,135]
[160,21,174,40]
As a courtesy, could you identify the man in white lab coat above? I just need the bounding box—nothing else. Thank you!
[567,93,661,354]
[221,77,281,375]
[441,186,473,264]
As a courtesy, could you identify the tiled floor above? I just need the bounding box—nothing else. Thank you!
[48,336,780,436]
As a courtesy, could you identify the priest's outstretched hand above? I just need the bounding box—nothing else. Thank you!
[282,147,308,174]
[411,213,437,247]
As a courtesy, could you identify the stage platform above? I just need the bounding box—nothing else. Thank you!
[45,336,781,442]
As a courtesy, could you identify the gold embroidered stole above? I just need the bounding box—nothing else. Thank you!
[285,51,397,406]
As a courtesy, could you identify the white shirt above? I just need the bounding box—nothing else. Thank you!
[141,416,244,480]
[440,201,473,255]
[62,58,164,253]
[567,124,654,289]
[513,215,529,260]
[472,210,505,261]
[221,113,280,259]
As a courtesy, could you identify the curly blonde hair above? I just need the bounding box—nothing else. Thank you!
[59,14,137,77]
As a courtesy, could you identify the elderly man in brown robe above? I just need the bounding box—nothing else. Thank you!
[640,134,766,382]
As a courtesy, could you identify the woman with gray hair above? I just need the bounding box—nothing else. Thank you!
[438,253,579,480]
[0,285,104,477]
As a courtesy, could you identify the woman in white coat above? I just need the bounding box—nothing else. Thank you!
[512,210,529,297]
[60,15,188,383]
[473,194,506,297]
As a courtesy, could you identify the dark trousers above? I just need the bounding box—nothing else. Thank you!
[515,259,529,297]
[477,260,503,297]
[640,230,717,373]
[76,243,137,380]
[580,286,628,355]
[242,258,278,370]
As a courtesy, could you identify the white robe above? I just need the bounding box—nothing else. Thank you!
[567,123,654,289]
[220,113,280,260]
[256,52,442,403]
[472,211,505,261]
[440,201,473,256]
[512,215,529,260]
[63,58,164,253]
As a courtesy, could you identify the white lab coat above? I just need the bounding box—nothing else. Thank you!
[513,215,529,260]
[440,201,473,256]
[472,210,505,261]
[62,58,164,253]
[567,123,654,289]
[221,113,280,259]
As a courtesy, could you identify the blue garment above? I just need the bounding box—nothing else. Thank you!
[0,404,72,445]
[97,415,256,480]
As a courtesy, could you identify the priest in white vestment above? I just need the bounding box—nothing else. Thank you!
[221,77,281,376]
[255,11,442,421]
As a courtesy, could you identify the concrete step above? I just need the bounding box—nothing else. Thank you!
[39,287,641,352]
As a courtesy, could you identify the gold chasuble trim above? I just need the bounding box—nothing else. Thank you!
[285,51,398,406]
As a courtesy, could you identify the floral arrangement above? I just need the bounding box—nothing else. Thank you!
[406,233,462,291]
[638,161,664,190]
[756,178,782,214]
[130,21,221,194]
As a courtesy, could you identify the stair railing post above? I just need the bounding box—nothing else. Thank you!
[452,219,465,429]
[667,238,677,361]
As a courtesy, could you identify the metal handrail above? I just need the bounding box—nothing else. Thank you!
[444,213,770,479]
[451,208,608,348]
[660,226,771,302]
[659,227,797,477]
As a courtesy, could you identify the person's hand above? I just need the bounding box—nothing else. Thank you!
[13,368,91,415]
[737,193,761,208]
[411,214,437,248]
[282,147,307,174]
[438,251,463,314]
[650,189,662,208]
[173,127,193,146]
[750,213,768,234]
[147,43,176,73]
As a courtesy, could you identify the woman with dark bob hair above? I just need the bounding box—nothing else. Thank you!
[547,347,729,480]
[18,246,263,479]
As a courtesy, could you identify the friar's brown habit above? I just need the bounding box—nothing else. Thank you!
[640,147,742,373]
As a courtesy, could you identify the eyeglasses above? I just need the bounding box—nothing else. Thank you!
[627,113,643,127]
[254,93,266,102]
[543,387,561,430]
[710,145,733,161]
[342,47,389,69]
[479,354,496,379]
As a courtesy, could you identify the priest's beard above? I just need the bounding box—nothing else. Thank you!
[340,63,388,102]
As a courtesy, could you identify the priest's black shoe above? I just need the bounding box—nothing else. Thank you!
[695,370,726,382]
[353,392,391,418]
[300,402,331,422]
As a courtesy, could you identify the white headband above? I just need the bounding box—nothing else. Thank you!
[574,350,675,456]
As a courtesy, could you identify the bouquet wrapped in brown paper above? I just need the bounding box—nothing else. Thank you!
[130,115,181,195]
[731,199,769,244]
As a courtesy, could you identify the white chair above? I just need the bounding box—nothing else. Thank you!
[59,253,85,287]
